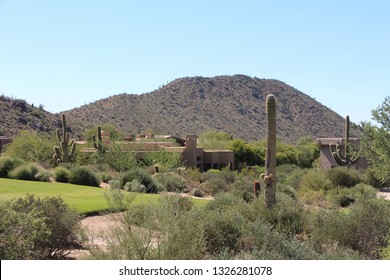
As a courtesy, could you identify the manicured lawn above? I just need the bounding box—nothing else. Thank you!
[0,178,208,215]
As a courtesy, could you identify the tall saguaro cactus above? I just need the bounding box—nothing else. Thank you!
[52,113,76,165]
[260,94,277,208]
[92,125,106,153]
[329,115,360,168]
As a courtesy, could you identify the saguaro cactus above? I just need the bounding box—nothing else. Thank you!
[52,113,76,165]
[92,125,105,153]
[329,115,360,168]
[260,94,277,208]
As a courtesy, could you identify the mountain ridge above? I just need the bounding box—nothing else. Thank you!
[64,75,351,143]
[1,75,356,143]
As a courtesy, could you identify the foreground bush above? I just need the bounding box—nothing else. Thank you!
[8,163,40,181]
[54,166,71,183]
[153,172,186,192]
[89,193,205,260]
[68,166,100,187]
[0,156,25,178]
[0,195,81,259]
[120,168,158,193]
[309,198,390,259]
[326,167,363,188]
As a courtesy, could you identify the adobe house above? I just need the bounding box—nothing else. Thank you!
[86,132,235,171]
[316,137,368,169]
[133,134,235,171]
[0,136,12,154]
[165,135,235,171]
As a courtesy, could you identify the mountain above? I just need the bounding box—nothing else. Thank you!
[0,95,58,137]
[63,75,354,143]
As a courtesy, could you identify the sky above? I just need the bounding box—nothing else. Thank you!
[0,0,389,125]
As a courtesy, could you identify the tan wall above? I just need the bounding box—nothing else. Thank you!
[203,150,235,171]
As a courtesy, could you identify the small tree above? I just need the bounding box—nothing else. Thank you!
[361,96,390,186]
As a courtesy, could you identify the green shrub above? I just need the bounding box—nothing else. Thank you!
[8,163,39,181]
[0,195,81,259]
[190,188,205,197]
[123,180,146,193]
[141,150,184,170]
[299,169,333,192]
[308,199,390,259]
[259,192,305,235]
[0,156,25,178]
[153,172,186,192]
[4,130,55,164]
[90,194,204,260]
[34,169,53,182]
[204,177,230,195]
[120,168,158,193]
[99,172,112,183]
[203,210,242,255]
[327,183,378,208]
[68,166,100,187]
[276,164,307,189]
[54,166,71,183]
[326,167,363,188]
[108,179,121,189]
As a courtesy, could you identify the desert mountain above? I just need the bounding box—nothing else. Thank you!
[63,75,353,143]
[0,95,58,137]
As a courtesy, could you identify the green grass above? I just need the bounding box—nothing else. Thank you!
[0,178,208,215]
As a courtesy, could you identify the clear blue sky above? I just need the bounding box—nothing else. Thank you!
[1,0,389,124]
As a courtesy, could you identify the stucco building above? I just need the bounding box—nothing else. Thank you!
[316,137,368,169]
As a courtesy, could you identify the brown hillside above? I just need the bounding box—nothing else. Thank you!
[65,75,353,143]
[0,95,58,137]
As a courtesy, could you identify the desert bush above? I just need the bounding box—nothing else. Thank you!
[108,179,121,189]
[68,166,100,187]
[99,172,113,183]
[90,194,204,260]
[190,188,205,197]
[327,183,377,208]
[153,172,186,192]
[8,163,40,181]
[0,195,81,259]
[299,169,333,192]
[103,142,138,172]
[308,198,390,259]
[141,150,184,170]
[120,168,158,193]
[54,166,71,183]
[123,180,146,193]
[34,169,53,182]
[259,192,305,235]
[276,164,307,190]
[0,156,25,178]
[204,177,229,195]
[4,130,55,164]
[203,209,243,255]
[183,167,202,182]
[326,167,363,188]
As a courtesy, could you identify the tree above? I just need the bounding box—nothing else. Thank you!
[361,97,390,186]
[83,124,123,142]
[4,131,55,164]
[197,130,233,150]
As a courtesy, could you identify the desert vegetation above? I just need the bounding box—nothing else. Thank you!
[0,96,390,260]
